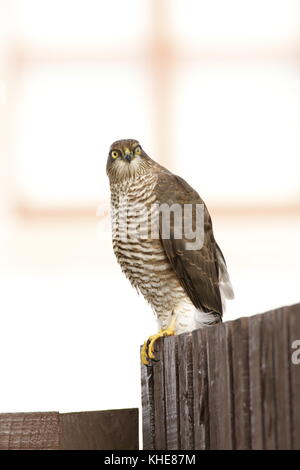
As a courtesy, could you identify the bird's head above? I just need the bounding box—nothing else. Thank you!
[106,139,151,181]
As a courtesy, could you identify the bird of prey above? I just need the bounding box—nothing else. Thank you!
[106,139,234,365]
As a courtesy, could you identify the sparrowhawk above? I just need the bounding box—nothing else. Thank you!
[106,139,234,365]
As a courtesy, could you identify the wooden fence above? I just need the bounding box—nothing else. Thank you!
[0,408,138,450]
[141,303,300,450]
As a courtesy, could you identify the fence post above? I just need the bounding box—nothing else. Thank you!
[141,303,300,450]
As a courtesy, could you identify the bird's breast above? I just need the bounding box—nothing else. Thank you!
[109,173,182,305]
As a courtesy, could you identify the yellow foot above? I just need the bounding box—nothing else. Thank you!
[141,327,175,365]
[141,340,150,366]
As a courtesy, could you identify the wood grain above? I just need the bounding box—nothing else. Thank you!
[0,409,139,450]
[0,412,59,450]
[231,317,251,449]
[141,303,300,450]
[178,333,194,450]
[141,360,155,450]
[164,335,180,450]
[152,338,166,450]
[261,311,277,449]
[207,322,233,449]
[192,328,210,450]
[272,307,292,449]
[288,304,300,450]
[248,313,264,449]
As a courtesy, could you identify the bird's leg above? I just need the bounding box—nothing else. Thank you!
[141,315,177,365]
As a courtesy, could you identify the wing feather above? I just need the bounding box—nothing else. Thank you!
[155,170,225,317]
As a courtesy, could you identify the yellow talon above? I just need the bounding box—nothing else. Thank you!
[148,328,175,359]
[141,326,175,365]
[141,340,150,366]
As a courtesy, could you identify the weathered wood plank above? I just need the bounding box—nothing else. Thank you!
[192,328,210,450]
[152,338,166,450]
[141,360,155,450]
[288,304,300,450]
[0,409,139,450]
[164,335,180,450]
[0,412,59,450]
[207,322,233,449]
[231,316,251,449]
[141,303,300,451]
[249,313,264,450]
[60,409,138,450]
[178,333,194,450]
[261,311,277,449]
[272,307,292,449]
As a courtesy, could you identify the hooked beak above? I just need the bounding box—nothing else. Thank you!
[124,152,133,163]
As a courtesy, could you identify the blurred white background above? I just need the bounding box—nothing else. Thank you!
[0,0,299,414]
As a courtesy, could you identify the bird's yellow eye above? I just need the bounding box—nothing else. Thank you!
[134,145,142,155]
[111,150,119,159]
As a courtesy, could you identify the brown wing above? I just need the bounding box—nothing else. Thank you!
[155,170,223,317]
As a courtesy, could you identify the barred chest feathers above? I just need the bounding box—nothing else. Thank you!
[109,172,206,333]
